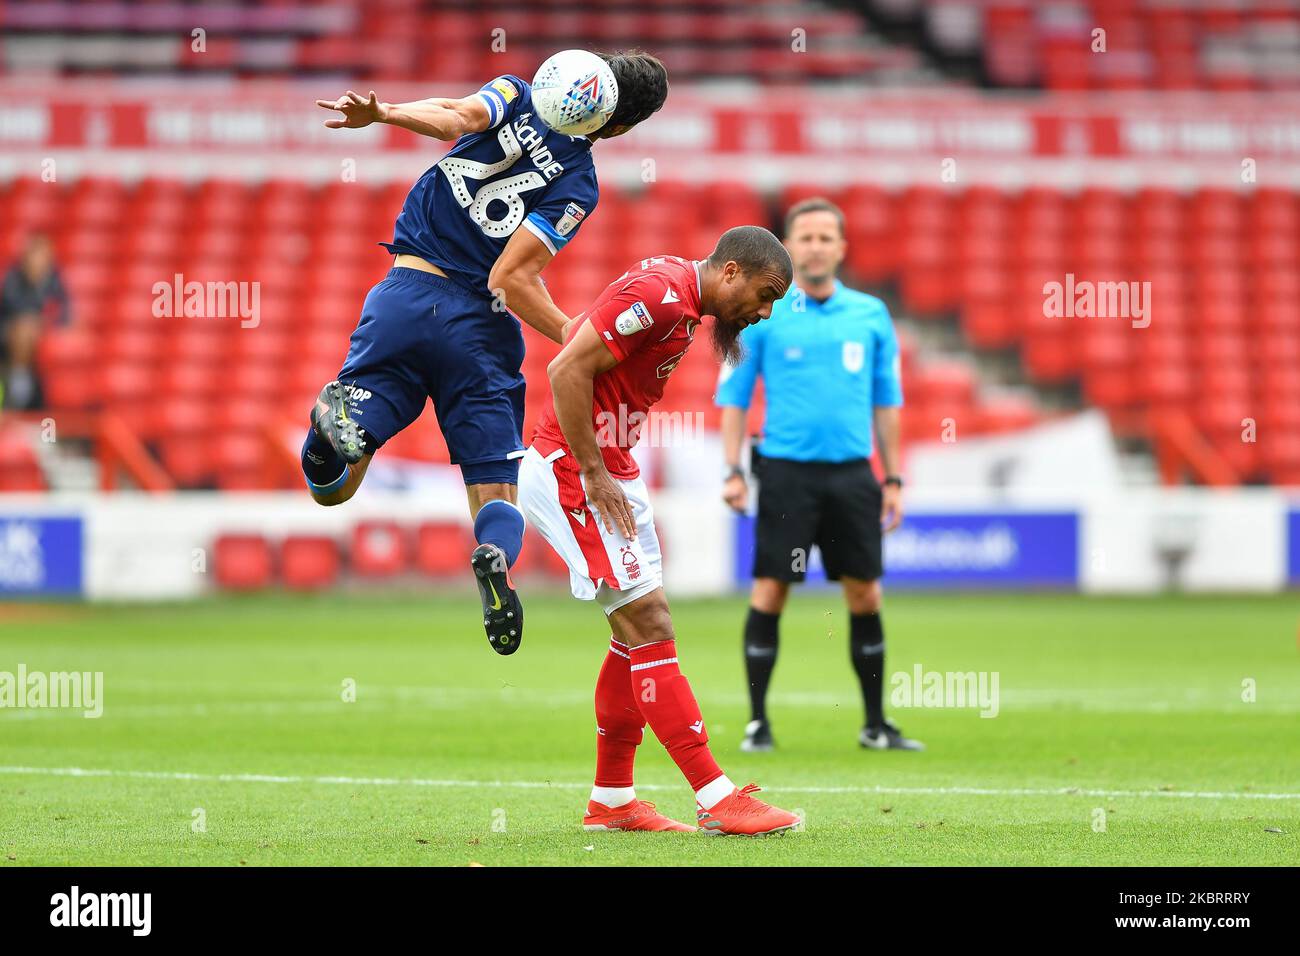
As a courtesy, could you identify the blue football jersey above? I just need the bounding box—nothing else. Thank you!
[381,75,600,297]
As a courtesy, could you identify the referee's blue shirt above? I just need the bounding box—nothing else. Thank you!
[714,279,903,463]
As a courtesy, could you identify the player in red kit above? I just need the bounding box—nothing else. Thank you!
[519,226,803,836]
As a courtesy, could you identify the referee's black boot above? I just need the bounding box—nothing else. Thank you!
[860,718,925,752]
[740,718,775,753]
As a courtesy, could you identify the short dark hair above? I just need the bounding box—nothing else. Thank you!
[784,197,846,238]
[597,49,669,131]
[707,225,793,285]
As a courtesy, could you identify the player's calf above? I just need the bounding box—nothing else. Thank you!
[612,590,802,834]
[467,486,527,655]
[469,489,525,567]
[304,449,371,506]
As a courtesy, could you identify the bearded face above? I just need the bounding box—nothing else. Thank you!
[709,314,746,365]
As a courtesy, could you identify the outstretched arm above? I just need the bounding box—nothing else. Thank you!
[315,89,491,141]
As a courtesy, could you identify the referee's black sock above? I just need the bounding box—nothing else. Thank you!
[850,612,886,730]
[743,608,780,723]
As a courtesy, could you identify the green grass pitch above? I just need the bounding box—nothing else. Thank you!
[2,590,1297,866]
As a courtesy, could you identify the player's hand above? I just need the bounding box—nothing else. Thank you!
[316,90,388,129]
[585,469,637,540]
[722,473,748,513]
[881,484,903,533]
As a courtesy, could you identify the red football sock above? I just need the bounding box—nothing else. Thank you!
[628,640,724,790]
[593,638,644,789]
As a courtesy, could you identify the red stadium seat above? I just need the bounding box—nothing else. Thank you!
[160,437,217,488]
[213,534,274,591]
[415,522,475,578]
[0,423,44,490]
[350,521,410,578]
[42,364,101,411]
[280,536,341,591]
[37,325,96,363]
[11,117,1296,489]
[0,466,47,492]
[212,434,270,491]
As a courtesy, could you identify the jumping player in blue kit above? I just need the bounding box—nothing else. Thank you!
[302,52,668,654]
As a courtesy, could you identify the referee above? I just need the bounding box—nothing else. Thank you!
[715,197,922,753]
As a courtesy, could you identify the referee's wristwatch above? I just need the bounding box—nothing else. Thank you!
[883,474,904,488]
[724,465,745,481]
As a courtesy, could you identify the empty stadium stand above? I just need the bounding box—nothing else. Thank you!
[0,0,919,85]
[868,0,1300,90]
[8,170,1295,489]
[3,174,1015,489]
[3,2,1297,491]
[5,0,1298,89]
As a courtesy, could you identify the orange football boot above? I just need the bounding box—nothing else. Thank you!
[696,783,802,836]
[583,799,695,832]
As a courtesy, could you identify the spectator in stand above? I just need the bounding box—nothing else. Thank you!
[0,233,69,410]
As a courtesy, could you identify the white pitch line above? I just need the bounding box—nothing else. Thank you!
[1,765,1298,801]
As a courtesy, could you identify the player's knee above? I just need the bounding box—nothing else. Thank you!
[468,481,518,514]
[615,592,675,648]
[751,578,789,615]
[846,579,883,615]
[637,607,675,647]
[463,456,520,512]
[475,481,516,502]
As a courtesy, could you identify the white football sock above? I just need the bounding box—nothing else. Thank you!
[695,775,735,810]
[591,785,636,807]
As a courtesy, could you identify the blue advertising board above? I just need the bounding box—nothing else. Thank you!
[733,511,1079,588]
[0,515,83,596]
[1288,509,1300,585]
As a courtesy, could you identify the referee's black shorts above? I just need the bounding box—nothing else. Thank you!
[751,453,883,583]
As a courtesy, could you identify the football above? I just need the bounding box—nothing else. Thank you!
[531,49,619,137]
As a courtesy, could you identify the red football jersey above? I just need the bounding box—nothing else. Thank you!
[532,255,705,479]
